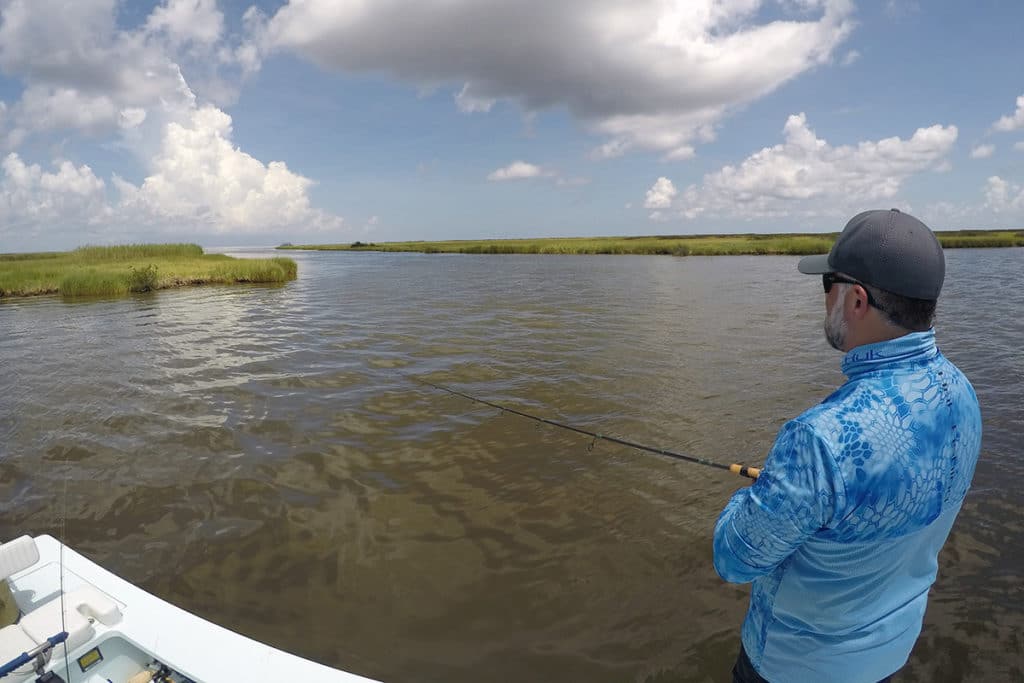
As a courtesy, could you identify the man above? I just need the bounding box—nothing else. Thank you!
[713,209,982,683]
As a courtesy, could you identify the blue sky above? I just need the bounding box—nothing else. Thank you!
[1,0,1023,251]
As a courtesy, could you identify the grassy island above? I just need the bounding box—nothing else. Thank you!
[0,244,297,299]
[278,229,1024,256]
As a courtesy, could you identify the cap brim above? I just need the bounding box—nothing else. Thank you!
[797,254,831,275]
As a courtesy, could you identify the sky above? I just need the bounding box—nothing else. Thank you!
[1,0,1023,251]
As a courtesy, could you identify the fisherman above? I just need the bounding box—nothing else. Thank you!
[713,209,982,683]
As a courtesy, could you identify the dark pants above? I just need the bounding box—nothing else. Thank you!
[732,644,894,683]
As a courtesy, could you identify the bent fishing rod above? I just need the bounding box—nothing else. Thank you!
[412,377,761,480]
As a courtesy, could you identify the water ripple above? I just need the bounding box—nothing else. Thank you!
[0,247,1020,682]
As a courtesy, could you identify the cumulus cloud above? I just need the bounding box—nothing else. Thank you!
[145,0,224,48]
[2,153,105,201]
[644,177,678,209]
[119,107,148,130]
[231,6,271,77]
[487,161,552,181]
[114,107,342,234]
[0,0,196,138]
[984,176,1024,214]
[970,144,994,159]
[992,94,1024,132]
[15,87,120,133]
[0,0,265,140]
[650,113,957,220]
[260,0,855,158]
[0,154,110,239]
[0,0,342,244]
[0,108,342,244]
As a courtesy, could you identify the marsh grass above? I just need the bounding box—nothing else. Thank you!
[0,244,298,299]
[280,234,839,256]
[127,264,159,292]
[211,258,294,283]
[58,271,129,297]
[0,251,62,262]
[72,244,204,261]
[281,229,1023,256]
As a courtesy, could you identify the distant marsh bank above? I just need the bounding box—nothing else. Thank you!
[278,230,1024,256]
[0,244,298,299]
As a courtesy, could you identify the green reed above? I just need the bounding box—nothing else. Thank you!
[0,244,298,299]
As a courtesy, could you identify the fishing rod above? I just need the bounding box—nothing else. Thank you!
[412,377,761,480]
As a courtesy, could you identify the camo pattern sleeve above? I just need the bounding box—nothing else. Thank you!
[713,420,847,583]
[711,331,982,682]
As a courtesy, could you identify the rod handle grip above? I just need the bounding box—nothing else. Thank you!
[729,464,761,480]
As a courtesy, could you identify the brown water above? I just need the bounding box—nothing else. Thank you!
[1,249,1021,682]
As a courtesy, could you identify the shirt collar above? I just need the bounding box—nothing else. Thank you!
[841,329,938,377]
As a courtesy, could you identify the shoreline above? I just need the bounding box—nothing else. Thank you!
[277,229,1024,256]
[0,244,298,300]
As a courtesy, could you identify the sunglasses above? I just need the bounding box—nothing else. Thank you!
[822,273,885,312]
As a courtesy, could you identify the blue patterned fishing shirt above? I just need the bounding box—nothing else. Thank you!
[713,329,982,683]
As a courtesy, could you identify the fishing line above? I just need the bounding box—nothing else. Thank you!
[411,376,761,480]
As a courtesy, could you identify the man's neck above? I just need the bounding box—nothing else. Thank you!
[843,319,909,352]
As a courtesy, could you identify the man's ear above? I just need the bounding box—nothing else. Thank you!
[848,285,870,318]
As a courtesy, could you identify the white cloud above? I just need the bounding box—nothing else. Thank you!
[589,111,713,160]
[644,177,678,209]
[207,7,268,85]
[984,176,1024,214]
[0,0,117,75]
[0,0,196,136]
[920,178,1024,229]
[119,107,148,130]
[486,161,587,184]
[970,144,994,159]
[114,107,342,234]
[0,154,110,238]
[261,0,855,158]
[487,161,552,181]
[0,0,264,140]
[2,154,104,197]
[0,0,343,243]
[652,113,957,220]
[993,94,1024,132]
[145,0,224,48]
[455,84,496,113]
[16,86,119,133]
[0,108,342,244]
[841,49,860,66]
[0,100,11,148]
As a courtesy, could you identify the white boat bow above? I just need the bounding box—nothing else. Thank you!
[0,535,380,683]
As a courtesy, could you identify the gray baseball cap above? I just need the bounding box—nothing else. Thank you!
[797,209,945,300]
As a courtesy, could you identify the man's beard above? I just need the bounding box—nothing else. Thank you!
[825,296,848,351]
